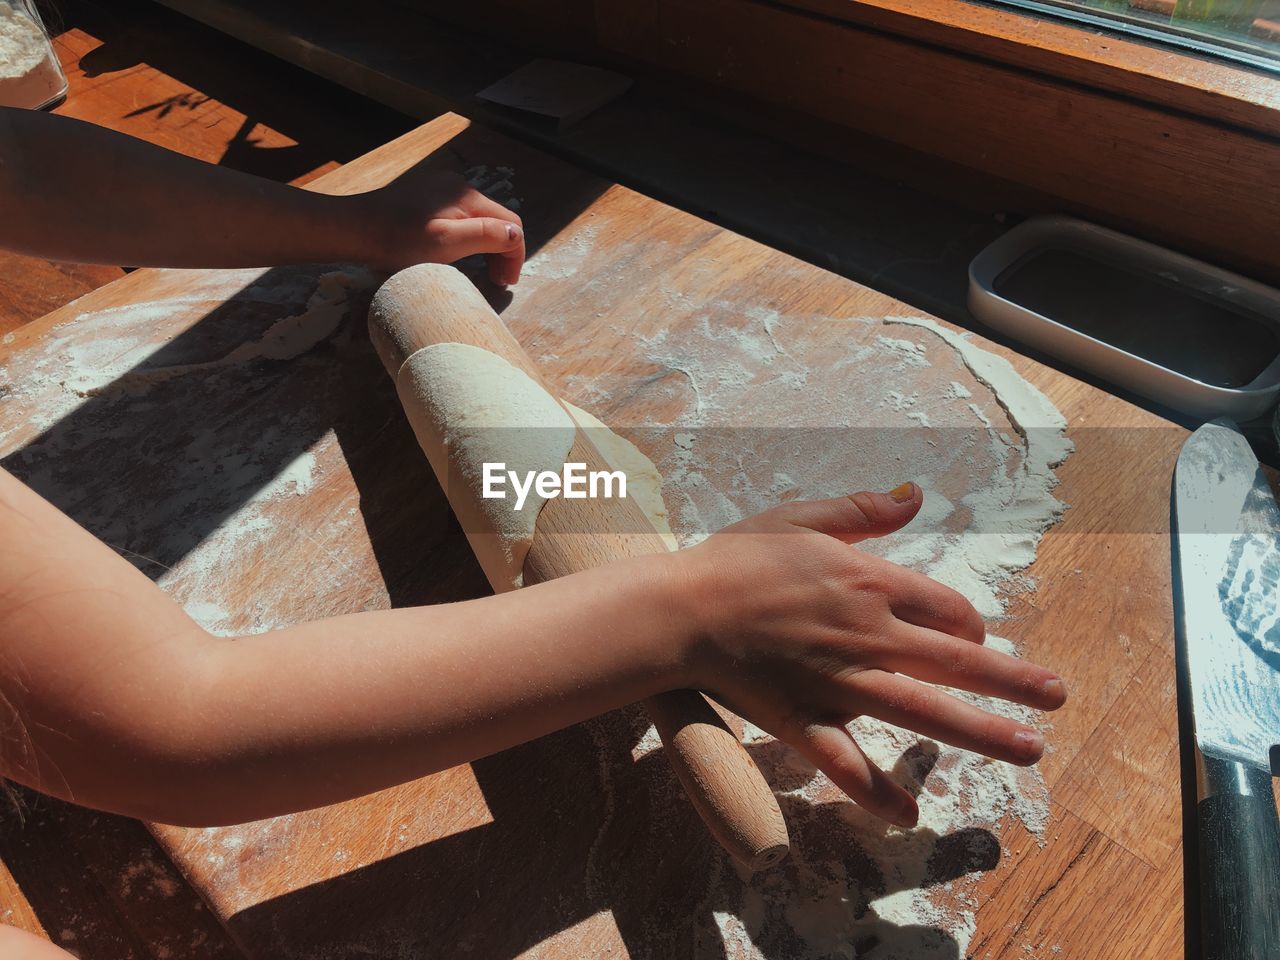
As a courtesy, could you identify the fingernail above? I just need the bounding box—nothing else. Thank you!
[897,799,920,828]
[506,224,522,242]
[1014,728,1044,759]
[1043,677,1067,704]
[888,482,915,503]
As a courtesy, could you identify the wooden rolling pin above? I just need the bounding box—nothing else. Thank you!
[368,263,789,871]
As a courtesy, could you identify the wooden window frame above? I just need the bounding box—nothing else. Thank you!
[590,0,1280,283]
[781,0,1280,137]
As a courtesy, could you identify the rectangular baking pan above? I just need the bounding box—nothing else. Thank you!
[968,215,1280,421]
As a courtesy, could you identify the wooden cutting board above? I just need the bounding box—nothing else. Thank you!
[0,113,1186,958]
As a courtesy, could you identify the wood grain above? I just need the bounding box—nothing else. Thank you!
[1056,641,1182,870]
[1,112,1192,956]
[968,805,1184,958]
[394,0,1280,139]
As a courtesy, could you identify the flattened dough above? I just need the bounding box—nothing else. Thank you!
[564,402,679,551]
[395,343,677,590]
[396,342,577,590]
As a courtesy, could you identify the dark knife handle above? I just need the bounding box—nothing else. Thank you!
[1197,758,1280,960]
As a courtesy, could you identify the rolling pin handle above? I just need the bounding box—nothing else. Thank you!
[646,690,789,871]
[369,265,790,871]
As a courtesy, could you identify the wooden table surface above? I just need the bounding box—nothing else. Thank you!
[0,112,1191,958]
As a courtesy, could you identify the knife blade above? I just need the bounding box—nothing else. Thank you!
[1174,417,1280,960]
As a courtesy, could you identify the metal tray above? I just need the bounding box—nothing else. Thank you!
[968,215,1280,420]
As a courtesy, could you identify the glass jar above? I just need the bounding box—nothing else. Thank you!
[0,0,68,110]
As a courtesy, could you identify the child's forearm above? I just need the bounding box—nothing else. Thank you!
[118,562,689,826]
[0,462,689,825]
[2,462,1064,831]
[0,107,378,269]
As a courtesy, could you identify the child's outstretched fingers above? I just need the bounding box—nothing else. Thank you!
[786,720,919,828]
[844,670,1047,766]
[674,485,1068,824]
[880,623,1068,710]
[885,564,988,644]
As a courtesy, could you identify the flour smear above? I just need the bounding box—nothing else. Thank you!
[0,266,377,637]
[605,302,1073,618]
[568,289,1074,957]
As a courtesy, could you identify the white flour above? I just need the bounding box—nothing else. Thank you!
[63,269,367,397]
[1220,533,1280,662]
[521,223,601,281]
[874,336,930,369]
[0,266,375,638]
[591,304,1071,618]
[633,637,1050,959]
[0,3,63,108]
[170,440,326,637]
[881,317,1072,617]
[0,267,369,446]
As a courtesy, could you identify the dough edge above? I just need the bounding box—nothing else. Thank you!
[395,342,675,590]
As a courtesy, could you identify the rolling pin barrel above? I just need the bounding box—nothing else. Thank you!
[369,264,789,871]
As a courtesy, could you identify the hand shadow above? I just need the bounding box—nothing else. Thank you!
[227,715,998,959]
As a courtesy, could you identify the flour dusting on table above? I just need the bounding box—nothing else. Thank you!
[0,265,380,638]
[547,287,1070,956]
[569,297,1072,617]
[632,637,1049,959]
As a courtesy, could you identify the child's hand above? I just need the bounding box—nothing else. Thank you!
[669,482,1067,827]
[358,168,524,285]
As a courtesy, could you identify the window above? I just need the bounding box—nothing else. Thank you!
[993,0,1280,69]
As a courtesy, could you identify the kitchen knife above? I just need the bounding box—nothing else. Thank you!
[1174,417,1280,960]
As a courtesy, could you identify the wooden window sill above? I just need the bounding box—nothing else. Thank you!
[779,0,1280,137]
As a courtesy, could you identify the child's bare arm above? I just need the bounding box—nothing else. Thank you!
[0,925,78,960]
[0,108,524,284]
[0,467,1064,829]
[0,467,684,825]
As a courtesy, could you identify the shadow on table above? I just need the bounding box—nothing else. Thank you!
[68,0,413,184]
[227,715,989,959]
[0,784,244,960]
